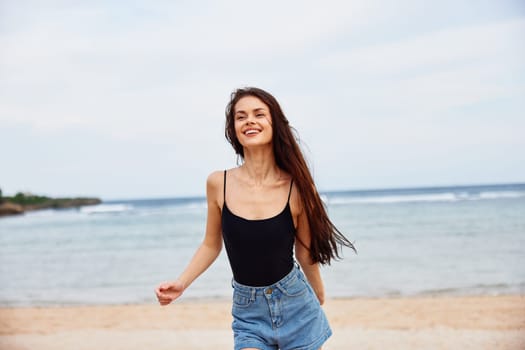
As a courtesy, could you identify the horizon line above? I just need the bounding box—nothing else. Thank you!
[102,181,525,202]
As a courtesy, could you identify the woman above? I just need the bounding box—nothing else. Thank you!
[155,87,355,350]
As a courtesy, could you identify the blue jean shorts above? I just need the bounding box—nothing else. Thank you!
[231,265,332,350]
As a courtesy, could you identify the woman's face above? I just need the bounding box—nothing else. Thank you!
[233,95,273,149]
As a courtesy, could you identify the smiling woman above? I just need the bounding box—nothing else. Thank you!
[155,87,355,350]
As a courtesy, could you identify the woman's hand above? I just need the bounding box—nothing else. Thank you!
[155,280,185,306]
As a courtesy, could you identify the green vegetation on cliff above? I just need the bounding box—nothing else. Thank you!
[0,190,101,217]
[5,192,101,209]
[7,192,51,206]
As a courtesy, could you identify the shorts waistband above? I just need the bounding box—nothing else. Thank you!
[232,262,301,294]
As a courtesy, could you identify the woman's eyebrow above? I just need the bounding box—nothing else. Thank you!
[235,107,267,115]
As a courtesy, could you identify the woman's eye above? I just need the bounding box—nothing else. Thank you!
[236,115,246,120]
[256,114,265,118]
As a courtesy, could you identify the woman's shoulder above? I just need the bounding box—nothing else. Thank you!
[206,168,238,189]
[206,170,225,187]
[206,170,226,207]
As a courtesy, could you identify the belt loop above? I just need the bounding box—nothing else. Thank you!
[250,288,256,301]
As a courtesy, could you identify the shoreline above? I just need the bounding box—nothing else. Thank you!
[1,291,523,308]
[1,295,524,349]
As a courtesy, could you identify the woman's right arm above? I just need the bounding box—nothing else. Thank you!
[155,171,223,306]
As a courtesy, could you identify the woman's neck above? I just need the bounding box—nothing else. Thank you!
[241,147,280,186]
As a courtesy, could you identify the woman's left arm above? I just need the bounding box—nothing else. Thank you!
[293,193,326,305]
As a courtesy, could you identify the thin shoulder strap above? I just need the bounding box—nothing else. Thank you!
[223,170,227,204]
[287,179,294,203]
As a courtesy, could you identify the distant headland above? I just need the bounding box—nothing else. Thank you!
[0,189,101,217]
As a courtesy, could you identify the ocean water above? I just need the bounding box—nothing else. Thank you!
[0,183,524,306]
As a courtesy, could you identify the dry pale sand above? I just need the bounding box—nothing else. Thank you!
[1,295,524,350]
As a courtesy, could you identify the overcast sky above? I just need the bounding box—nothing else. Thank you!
[1,1,524,199]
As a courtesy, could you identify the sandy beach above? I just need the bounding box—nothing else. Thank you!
[1,295,524,349]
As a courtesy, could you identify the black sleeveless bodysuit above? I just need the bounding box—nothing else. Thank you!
[221,170,296,286]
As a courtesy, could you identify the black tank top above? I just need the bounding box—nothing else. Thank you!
[221,170,296,286]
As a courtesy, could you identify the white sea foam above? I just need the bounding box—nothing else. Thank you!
[325,190,525,205]
[478,191,525,200]
[80,204,134,214]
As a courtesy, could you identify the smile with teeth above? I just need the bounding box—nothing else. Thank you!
[244,129,261,135]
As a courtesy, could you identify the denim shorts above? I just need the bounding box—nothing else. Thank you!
[231,265,332,350]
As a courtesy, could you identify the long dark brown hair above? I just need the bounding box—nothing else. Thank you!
[225,87,356,264]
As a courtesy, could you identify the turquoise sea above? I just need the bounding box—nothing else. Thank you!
[1,183,524,306]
